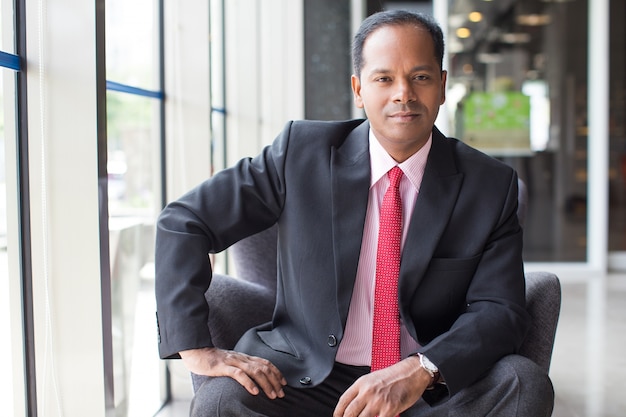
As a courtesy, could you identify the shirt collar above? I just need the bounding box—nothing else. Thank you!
[368,129,432,191]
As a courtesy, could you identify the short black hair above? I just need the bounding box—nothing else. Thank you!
[352,10,445,77]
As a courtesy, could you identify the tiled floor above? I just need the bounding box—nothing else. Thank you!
[158,272,626,417]
[550,273,626,417]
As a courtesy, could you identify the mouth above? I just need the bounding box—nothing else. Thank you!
[389,111,420,122]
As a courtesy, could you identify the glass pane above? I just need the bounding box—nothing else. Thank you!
[0,0,13,53]
[609,0,626,255]
[0,0,3,52]
[106,0,159,90]
[1,0,22,413]
[0,68,24,415]
[0,70,16,417]
[446,0,589,262]
[107,92,161,218]
[107,91,162,416]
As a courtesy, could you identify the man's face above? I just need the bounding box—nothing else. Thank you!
[351,24,447,162]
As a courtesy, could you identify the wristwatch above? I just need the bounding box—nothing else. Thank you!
[417,353,439,386]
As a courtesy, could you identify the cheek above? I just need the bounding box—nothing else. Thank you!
[360,93,384,111]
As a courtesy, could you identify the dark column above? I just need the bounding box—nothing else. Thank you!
[304,0,353,120]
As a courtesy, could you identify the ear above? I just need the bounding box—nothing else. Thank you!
[439,70,448,105]
[351,74,364,109]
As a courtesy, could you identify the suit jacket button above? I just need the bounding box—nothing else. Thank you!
[327,334,338,347]
[299,376,312,385]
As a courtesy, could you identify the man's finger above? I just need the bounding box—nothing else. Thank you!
[334,385,359,417]
[226,366,261,396]
[243,359,286,399]
[222,354,286,399]
[180,348,287,399]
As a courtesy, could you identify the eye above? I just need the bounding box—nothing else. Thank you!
[414,74,430,81]
[375,76,392,82]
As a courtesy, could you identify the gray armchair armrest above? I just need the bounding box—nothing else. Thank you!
[519,271,561,373]
[192,273,275,392]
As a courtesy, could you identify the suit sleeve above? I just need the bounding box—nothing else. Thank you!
[154,122,292,359]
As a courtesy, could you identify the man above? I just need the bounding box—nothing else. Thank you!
[155,10,554,416]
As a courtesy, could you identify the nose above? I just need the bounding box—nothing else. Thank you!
[392,78,416,104]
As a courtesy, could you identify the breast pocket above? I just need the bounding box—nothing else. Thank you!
[413,255,482,317]
[410,254,482,343]
[427,254,482,273]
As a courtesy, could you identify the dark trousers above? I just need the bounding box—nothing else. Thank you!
[190,355,554,417]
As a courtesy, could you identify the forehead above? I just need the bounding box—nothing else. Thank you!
[362,24,436,67]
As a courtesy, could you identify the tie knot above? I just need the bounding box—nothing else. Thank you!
[388,166,403,189]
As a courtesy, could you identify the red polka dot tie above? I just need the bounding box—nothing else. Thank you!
[371,166,403,373]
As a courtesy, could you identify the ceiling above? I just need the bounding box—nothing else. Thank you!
[447,0,566,58]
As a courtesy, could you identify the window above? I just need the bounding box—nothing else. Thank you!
[445,0,590,262]
[0,0,25,415]
[105,0,165,413]
[0,66,18,417]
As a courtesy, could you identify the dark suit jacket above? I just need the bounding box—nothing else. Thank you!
[155,119,529,399]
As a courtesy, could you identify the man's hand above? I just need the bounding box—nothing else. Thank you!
[333,355,431,417]
[180,347,287,399]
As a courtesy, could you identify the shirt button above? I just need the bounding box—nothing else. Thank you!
[327,334,338,347]
[299,376,312,385]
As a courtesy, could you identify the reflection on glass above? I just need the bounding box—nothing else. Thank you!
[446,0,589,262]
[0,69,15,417]
[107,91,161,416]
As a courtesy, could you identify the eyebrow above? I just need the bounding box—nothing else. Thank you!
[367,64,438,75]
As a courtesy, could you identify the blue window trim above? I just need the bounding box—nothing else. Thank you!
[106,80,164,100]
[0,50,21,71]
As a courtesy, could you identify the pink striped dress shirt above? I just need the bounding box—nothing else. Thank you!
[335,130,432,367]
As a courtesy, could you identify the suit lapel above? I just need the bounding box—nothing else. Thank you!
[330,121,371,321]
[398,128,464,333]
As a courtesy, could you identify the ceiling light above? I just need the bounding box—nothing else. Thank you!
[516,14,551,26]
[456,27,471,39]
[469,12,483,23]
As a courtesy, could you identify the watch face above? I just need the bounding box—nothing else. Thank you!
[421,355,438,372]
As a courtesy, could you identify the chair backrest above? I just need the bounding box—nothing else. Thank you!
[229,224,278,292]
[517,178,528,227]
